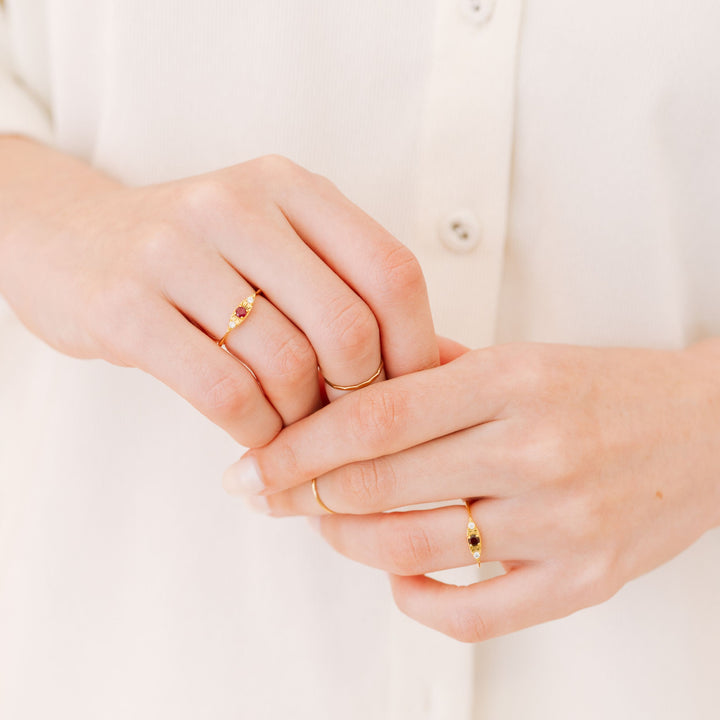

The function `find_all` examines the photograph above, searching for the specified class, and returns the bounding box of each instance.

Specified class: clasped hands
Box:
[4,141,719,643]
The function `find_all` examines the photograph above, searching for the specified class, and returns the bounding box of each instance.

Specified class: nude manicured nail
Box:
[222,455,264,496]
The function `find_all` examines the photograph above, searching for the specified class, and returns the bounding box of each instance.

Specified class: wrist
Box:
[0,135,121,235]
[0,136,123,284]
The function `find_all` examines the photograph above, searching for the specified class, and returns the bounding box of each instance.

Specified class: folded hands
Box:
[3,139,719,642]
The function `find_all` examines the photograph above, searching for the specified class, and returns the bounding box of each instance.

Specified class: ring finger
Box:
[160,239,322,427]
[305,499,537,576]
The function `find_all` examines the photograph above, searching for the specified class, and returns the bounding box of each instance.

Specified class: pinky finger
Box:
[389,565,557,643]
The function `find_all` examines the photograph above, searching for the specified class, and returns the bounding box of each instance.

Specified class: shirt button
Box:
[439,210,481,253]
[459,0,496,25]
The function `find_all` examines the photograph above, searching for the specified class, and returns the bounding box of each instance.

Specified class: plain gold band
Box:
[312,478,336,515]
[322,359,384,391]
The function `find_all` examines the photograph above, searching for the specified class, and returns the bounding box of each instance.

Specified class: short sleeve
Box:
[0,6,52,144]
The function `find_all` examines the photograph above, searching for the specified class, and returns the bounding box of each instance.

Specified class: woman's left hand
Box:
[222,338,720,642]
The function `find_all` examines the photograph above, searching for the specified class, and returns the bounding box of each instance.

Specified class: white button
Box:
[459,0,496,25]
[439,210,481,253]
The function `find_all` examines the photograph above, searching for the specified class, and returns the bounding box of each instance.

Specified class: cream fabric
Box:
[1,1,719,718]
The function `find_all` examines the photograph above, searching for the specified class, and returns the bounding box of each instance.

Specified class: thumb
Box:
[437,334,471,365]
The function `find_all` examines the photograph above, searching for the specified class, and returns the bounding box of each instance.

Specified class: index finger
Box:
[222,348,506,496]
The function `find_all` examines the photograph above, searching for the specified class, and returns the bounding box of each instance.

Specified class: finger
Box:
[298,501,534,576]
[261,423,514,516]
[277,163,440,378]
[156,236,322,426]
[210,157,437,380]
[437,335,471,365]
[123,295,282,447]
[224,349,506,495]
[209,205,385,401]
[389,565,557,643]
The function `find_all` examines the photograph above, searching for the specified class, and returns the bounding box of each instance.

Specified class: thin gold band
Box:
[312,478,336,515]
[217,289,262,349]
[464,499,483,568]
[322,359,384,391]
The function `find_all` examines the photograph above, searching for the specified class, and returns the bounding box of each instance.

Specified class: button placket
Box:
[414,0,524,349]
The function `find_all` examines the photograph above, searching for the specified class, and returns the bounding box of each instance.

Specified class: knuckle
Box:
[348,389,404,447]
[199,371,252,421]
[515,425,577,485]
[171,178,237,221]
[307,170,340,195]
[384,521,435,575]
[448,603,491,643]
[263,331,317,382]
[543,429,579,483]
[253,153,304,182]
[568,554,621,609]
[322,296,379,357]
[341,459,392,510]
[493,343,552,397]
[133,221,186,275]
[376,243,426,298]
[519,344,559,393]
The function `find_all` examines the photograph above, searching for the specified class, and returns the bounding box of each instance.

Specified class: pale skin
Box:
[3,137,720,644]
[223,337,720,642]
[0,136,439,447]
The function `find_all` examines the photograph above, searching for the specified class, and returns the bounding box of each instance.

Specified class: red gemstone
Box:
[235,306,248,318]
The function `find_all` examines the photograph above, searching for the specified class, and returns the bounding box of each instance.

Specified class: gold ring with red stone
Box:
[464,499,483,568]
[217,289,262,349]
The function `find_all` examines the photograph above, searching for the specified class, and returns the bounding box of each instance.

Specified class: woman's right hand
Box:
[0,137,439,446]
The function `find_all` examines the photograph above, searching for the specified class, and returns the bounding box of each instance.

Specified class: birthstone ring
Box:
[216,289,262,349]
[464,499,483,568]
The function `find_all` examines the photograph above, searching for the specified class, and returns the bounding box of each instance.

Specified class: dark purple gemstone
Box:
[235,306,248,318]
[469,536,480,546]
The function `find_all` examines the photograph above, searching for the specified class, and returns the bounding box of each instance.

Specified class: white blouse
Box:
[1,1,719,718]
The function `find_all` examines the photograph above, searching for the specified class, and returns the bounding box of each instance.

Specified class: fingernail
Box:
[244,494,270,514]
[222,455,264,496]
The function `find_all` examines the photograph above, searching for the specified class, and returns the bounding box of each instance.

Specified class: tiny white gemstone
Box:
[229,320,237,328]
[246,296,254,304]
[473,551,480,559]
[468,522,475,529]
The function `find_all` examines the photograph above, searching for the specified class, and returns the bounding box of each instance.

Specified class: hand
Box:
[0,137,438,446]
[223,338,720,641]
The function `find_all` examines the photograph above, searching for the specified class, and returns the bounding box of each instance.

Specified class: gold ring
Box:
[464,499,483,567]
[217,289,262,349]
[322,359,384,391]
[312,478,336,515]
